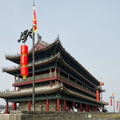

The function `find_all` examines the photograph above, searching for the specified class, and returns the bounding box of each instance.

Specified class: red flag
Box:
[32,4,37,32]
[112,93,114,96]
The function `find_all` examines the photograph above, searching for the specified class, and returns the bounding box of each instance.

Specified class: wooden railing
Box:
[15,72,95,95]
[15,73,51,83]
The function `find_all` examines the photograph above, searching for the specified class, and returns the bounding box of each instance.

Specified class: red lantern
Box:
[20,45,28,79]
[20,55,28,65]
[110,99,112,106]
[20,45,28,55]
[20,66,28,79]
[96,90,99,102]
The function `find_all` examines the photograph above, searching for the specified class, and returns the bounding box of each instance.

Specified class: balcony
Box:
[15,73,50,83]
[14,72,95,95]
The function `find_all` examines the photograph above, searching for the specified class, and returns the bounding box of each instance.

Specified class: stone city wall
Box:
[7,111,120,120]
[19,99,57,112]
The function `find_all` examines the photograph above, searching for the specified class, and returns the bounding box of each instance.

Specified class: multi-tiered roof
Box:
[1,35,108,107]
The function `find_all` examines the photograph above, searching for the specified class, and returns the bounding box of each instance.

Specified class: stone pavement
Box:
[0,114,9,120]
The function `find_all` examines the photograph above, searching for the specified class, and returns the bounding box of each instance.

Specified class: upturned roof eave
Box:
[0,83,63,99]
[63,87,108,105]
[58,56,97,87]
[5,40,58,61]
[3,53,97,88]
[5,39,100,85]
[3,49,99,87]
[2,53,60,75]
[0,83,108,105]
[57,42,100,85]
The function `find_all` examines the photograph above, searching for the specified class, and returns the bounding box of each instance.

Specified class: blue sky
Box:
[0,0,120,112]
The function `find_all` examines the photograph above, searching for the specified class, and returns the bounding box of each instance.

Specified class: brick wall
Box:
[9,111,120,120]
[18,99,57,111]
[49,99,56,111]
[35,100,45,111]
[19,102,28,111]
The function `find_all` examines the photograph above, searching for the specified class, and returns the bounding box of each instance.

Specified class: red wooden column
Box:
[55,67,57,77]
[88,105,90,112]
[90,105,91,112]
[72,102,75,107]
[57,98,60,111]
[63,100,67,111]
[91,105,93,112]
[87,104,89,112]
[85,104,88,112]
[4,102,9,114]
[28,100,31,111]
[80,103,82,112]
[93,105,95,112]
[94,106,96,112]
[46,99,49,111]
[12,102,16,110]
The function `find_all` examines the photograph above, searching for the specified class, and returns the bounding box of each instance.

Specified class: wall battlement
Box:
[1,111,119,120]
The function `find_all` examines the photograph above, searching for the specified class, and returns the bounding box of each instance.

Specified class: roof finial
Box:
[55,34,60,41]
[37,34,42,42]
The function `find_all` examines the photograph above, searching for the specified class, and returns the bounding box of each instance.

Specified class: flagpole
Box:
[32,0,36,111]
[32,31,35,111]
[33,0,35,6]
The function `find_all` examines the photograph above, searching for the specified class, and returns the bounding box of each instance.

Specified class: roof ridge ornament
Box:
[37,34,49,47]
[37,34,42,42]
[55,35,60,41]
